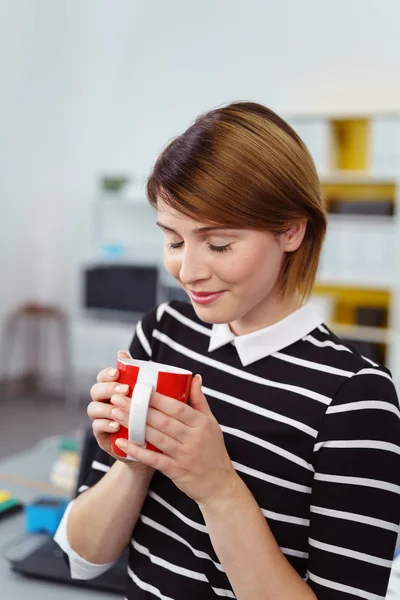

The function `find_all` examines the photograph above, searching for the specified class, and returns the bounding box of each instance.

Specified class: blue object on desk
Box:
[25,496,69,535]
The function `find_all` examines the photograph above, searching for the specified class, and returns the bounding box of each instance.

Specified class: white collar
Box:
[208,303,324,367]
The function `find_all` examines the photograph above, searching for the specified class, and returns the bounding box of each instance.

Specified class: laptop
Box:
[9,428,128,594]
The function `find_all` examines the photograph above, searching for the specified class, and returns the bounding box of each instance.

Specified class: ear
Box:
[281,220,307,252]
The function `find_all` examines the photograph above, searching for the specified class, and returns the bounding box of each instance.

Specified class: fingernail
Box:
[109,422,120,430]
[116,438,128,449]
[197,374,203,386]
[112,408,125,421]
[108,368,117,377]
[115,384,129,393]
[111,394,127,407]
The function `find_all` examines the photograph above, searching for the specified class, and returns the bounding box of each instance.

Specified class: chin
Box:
[190,302,238,325]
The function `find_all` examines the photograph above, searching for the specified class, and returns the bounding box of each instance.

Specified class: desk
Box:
[0,436,117,599]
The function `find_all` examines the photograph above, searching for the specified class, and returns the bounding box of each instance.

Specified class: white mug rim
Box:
[118,358,192,376]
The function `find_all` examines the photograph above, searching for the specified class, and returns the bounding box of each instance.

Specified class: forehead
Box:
[156,199,216,229]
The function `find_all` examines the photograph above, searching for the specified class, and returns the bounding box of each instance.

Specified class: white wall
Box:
[2,0,400,380]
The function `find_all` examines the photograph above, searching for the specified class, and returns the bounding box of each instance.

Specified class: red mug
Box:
[110,358,193,458]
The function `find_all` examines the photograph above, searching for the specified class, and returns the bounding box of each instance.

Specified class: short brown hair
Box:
[147,101,327,302]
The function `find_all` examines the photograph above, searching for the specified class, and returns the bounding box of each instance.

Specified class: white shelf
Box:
[286,110,400,121]
[316,278,394,292]
[330,323,390,345]
[320,171,399,185]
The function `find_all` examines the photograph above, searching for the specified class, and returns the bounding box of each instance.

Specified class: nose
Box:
[179,247,211,286]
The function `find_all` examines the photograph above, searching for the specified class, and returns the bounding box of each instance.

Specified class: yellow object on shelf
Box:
[320,181,396,202]
[331,119,369,170]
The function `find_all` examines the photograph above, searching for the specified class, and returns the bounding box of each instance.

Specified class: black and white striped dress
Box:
[77,300,400,599]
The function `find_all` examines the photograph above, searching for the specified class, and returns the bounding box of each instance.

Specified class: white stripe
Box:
[204,386,318,437]
[136,320,152,357]
[156,302,168,322]
[314,472,400,495]
[307,571,385,600]
[221,424,314,471]
[153,330,331,405]
[355,367,393,382]
[318,325,330,334]
[326,400,400,419]
[232,461,312,493]
[314,439,400,456]
[78,484,89,493]
[261,507,309,526]
[303,334,352,353]
[308,537,392,569]
[273,351,354,377]
[310,505,399,533]
[362,355,379,367]
[128,566,175,600]
[280,547,309,560]
[140,514,224,571]
[148,491,208,533]
[132,540,235,597]
[91,460,110,473]
[164,304,212,336]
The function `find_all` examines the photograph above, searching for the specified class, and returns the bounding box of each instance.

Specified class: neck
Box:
[229,292,302,337]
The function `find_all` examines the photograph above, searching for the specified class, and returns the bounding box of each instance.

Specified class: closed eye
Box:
[167,241,231,253]
[168,241,184,250]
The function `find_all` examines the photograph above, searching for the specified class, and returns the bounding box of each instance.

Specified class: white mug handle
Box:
[128,382,154,446]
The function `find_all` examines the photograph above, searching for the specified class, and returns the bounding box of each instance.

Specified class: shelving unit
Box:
[287,112,400,388]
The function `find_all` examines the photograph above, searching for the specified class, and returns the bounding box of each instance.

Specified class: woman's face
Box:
[157,202,305,334]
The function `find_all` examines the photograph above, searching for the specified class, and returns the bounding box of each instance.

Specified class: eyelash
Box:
[167,242,231,253]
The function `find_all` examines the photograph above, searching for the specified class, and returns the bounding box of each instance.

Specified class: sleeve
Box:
[54,305,163,579]
[53,445,115,579]
[307,367,400,599]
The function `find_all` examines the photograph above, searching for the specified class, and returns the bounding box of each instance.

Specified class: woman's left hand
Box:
[110,375,240,505]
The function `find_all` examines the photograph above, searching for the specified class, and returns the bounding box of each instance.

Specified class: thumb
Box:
[189,374,213,417]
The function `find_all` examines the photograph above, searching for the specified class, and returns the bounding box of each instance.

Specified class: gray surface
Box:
[0,437,118,599]
[0,392,88,459]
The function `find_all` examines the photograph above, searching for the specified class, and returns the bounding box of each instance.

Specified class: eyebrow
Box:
[156,221,234,234]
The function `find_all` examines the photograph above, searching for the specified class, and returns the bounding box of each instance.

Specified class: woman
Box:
[55,102,400,599]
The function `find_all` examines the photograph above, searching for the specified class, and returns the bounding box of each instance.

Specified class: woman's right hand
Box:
[87,351,153,474]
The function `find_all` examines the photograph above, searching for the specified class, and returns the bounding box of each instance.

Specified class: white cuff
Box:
[54,499,117,580]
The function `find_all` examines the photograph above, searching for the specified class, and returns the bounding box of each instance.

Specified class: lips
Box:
[189,290,225,305]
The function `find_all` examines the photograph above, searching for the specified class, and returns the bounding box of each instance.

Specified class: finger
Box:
[92,418,121,436]
[87,400,115,421]
[149,392,199,426]
[146,407,186,443]
[110,406,129,429]
[189,375,214,418]
[110,394,130,408]
[96,367,120,383]
[115,438,171,472]
[90,382,129,403]
[96,350,131,384]
[144,424,182,457]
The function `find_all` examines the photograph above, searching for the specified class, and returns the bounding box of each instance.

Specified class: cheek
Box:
[227,246,283,286]
[163,251,181,279]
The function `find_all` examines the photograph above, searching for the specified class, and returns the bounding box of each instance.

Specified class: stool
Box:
[0,302,77,406]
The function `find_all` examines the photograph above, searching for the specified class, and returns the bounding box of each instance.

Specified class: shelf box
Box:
[313,285,390,326]
[287,113,400,176]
